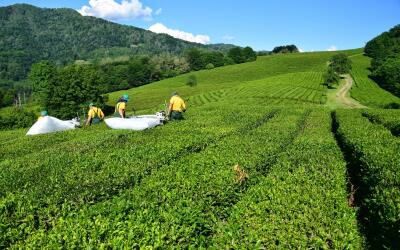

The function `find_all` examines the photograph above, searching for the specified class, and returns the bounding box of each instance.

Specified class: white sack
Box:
[26,116,80,135]
[105,115,162,131]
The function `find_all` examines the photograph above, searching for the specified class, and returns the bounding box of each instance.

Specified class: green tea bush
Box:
[0,108,36,130]
[213,110,364,248]
[335,110,400,248]
[14,108,307,248]
[362,109,400,136]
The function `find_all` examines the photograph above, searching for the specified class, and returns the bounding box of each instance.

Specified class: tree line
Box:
[365,24,400,97]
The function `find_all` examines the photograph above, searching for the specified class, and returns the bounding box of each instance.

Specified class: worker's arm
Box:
[168,103,173,117]
[119,109,125,118]
[100,109,105,119]
[86,116,91,126]
[86,110,92,126]
[182,101,187,112]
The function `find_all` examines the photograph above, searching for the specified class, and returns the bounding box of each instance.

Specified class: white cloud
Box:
[78,0,152,20]
[298,48,304,53]
[327,45,337,51]
[222,35,235,41]
[148,23,210,44]
[155,8,162,15]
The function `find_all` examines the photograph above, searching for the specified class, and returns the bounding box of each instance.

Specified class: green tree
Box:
[372,56,400,96]
[223,56,235,66]
[28,61,57,106]
[228,47,245,64]
[365,25,400,97]
[201,51,225,67]
[185,48,204,71]
[330,53,352,74]
[242,46,257,62]
[272,45,299,54]
[47,65,105,119]
[205,63,215,70]
[323,66,340,88]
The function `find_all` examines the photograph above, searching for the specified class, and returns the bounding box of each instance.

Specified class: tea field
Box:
[1,49,400,249]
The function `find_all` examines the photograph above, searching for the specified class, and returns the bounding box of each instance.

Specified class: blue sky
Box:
[1,0,400,51]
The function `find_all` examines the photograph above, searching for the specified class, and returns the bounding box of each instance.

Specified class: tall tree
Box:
[242,47,257,62]
[46,65,105,119]
[185,48,204,71]
[330,53,352,74]
[228,47,245,64]
[28,61,57,106]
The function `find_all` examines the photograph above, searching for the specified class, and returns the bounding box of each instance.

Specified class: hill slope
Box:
[1,49,400,248]
[0,4,234,81]
[107,49,363,111]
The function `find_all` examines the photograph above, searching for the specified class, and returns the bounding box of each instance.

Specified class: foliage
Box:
[363,109,400,136]
[28,62,106,119]
[335,110,400,248]
[227,47,244,64]
[28,61,57,106]
[227,46,257,64]
[0,79,32,108]
[330,53,352,74]
[205,63,215,70]
[365,25,400,97]
[184,48,204,71]
[0,4,234,82]
[213,111,363,248]
[0,108,36,129]
[186,75,198,87]
[272,44,299,54]
[185,48,233,71]
[323,66,340,88]
[371,56,400,96]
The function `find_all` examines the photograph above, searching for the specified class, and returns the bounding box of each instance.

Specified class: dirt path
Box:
[325,74,367,109]
[336,74,367,108]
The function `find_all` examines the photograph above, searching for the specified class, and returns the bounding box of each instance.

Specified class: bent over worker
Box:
[168,92,186,120]
[86,103,104,126]
[114,94,129,118]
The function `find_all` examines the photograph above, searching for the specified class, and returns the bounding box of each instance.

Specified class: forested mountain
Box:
[0,4,235,81]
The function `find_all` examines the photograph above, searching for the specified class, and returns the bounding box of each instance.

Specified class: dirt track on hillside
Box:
[336,75,367,108]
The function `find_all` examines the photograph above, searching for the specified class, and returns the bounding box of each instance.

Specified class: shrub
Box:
[0,108,36,130]
[205,63,215,70]
[186,75,198,87]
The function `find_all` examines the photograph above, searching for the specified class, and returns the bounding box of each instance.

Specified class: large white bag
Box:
[26,116,80,135]
[105,115,162,131]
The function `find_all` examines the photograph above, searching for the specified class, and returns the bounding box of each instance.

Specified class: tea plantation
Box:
[1,49,399,249]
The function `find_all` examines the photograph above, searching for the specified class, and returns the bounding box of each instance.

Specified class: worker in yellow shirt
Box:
[38,110,48,121]
[86,103,105,126]
[168,92,186,120]
[114,94,129,118]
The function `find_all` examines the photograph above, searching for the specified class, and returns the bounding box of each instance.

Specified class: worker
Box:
[86,103,104,126]
[114,94,129,118]
[168,92,186,120]
[38,110,48,121]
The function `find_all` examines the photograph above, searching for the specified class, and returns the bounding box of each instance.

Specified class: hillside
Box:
[1,49,400,248]
[0,4,235,81]
[107,49,362,111]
